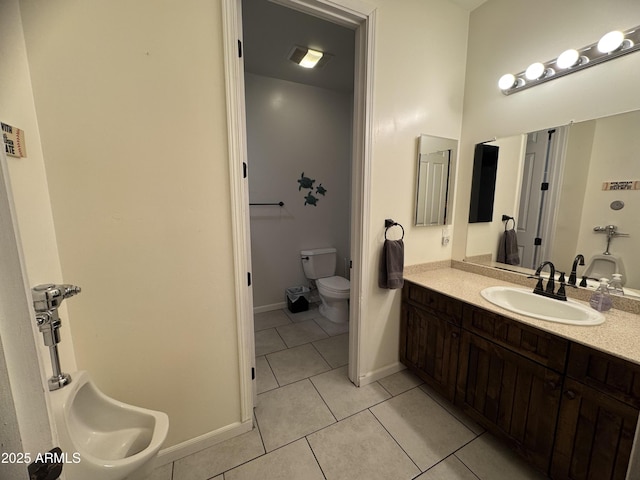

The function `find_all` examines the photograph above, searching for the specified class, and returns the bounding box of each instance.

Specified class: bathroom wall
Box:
[455,0,640,263]
[358,0,469,379]
[245,73,352,310]
[19,0,241,448]
[573,110,640,287]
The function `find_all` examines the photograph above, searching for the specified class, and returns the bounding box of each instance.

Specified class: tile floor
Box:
[147,305,549,480]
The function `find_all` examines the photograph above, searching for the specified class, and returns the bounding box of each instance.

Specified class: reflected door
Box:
[415,150,451,226]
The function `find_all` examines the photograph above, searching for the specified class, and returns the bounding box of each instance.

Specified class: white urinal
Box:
[583,254,626,285]
[50,371,169,480]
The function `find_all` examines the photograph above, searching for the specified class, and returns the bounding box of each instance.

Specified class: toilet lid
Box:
[317,276,350,292]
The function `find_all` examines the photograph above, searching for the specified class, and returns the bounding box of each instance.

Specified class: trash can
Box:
[286,286,310,313]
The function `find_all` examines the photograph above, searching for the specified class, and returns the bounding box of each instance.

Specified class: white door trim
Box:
[222,0,375,418]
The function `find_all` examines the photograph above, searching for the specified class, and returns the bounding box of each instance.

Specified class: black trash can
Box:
[286,286,310,313]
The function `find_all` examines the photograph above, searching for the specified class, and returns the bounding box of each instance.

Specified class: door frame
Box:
[222,0,376,422]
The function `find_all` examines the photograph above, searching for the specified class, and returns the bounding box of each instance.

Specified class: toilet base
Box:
[319,299,349,323]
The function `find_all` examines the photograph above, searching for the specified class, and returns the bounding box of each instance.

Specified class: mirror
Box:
[415,134,457,226]
[465,109,640,297]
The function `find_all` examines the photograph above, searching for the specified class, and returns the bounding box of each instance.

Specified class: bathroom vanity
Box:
[400,268,640,480]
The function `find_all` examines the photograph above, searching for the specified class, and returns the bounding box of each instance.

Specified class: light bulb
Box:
[557,49,580,69]
[525,62,545,80]
[598,30,624,53]
[299,49,324,68]
[498,73,516,90]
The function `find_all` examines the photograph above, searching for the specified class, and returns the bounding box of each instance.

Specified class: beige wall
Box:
[455,0,640,261]
[13,0,470,448]
[19,0,240,448]
[359,0,469,378]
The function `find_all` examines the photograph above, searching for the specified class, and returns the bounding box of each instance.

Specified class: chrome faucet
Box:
[31,284,81,390]
[532,261,567,301]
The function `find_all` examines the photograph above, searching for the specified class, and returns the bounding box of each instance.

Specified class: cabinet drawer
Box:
[403,282,462,325]
[462,304,568,372]
[567,343,640,408]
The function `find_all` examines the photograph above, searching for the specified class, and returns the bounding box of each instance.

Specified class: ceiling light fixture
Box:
[288,46,332,69]
[498,24,640,95]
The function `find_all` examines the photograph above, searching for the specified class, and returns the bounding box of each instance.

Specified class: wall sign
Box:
[1,122,27,158]
[602,180,639,191]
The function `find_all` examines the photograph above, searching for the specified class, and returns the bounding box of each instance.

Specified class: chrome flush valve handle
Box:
[30,283,81,391]
[32,284,81,312]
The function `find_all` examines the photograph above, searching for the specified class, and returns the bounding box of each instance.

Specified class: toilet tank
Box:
[301,248,336,279]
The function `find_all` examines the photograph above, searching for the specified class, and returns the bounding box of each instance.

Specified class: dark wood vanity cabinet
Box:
[400,281,640,480]
[456,306,566,473]
[400,284,461,401]
[550,344,640,480]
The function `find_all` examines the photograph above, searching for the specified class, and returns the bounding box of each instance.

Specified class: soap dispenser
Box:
[589,278,613,312]
[608,274,625,296]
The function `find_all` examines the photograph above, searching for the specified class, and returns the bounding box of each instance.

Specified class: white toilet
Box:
[50,371,169,480]
[584,254,626,285]
[301,247,350,323]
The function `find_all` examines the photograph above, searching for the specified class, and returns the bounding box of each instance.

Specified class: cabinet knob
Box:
[546,380,557,390]
[565,390,576,400]
[451,332,459,339]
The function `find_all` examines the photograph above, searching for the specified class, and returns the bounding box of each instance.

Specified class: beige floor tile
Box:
[254,309,292,331]
[313,333,349,368]
[276,319,328,347]
[416,456,479,480]
[255,379,335,452]
[144,462,173,480]
[172,427,264,480]
[225,439,324,480]
[419,383,485,435]
[307,410,420,480]
[378,368,423,396]
[266,343,331,385]
[310,366,390,420]
[255,328,286,357]
[314,315,350,336]
[370,388,477,471]
[256,355,278,393]
[455,434,548,480]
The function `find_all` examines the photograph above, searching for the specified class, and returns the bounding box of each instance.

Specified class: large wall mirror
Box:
[465,109,640,298]
[415,134,457,227]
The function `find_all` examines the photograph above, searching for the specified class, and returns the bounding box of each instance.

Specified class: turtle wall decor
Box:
[297,172,328,206]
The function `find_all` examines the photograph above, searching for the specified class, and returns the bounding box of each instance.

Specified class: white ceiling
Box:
[242,0,487,92]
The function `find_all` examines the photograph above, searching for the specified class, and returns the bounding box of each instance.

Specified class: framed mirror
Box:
[465,109,640,297]
[415,134,457,227]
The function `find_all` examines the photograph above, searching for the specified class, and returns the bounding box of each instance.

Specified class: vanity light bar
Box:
[499,24,640,95]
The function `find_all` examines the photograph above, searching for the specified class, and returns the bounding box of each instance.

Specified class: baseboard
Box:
[253,302,287,314]
[155,419,253,465]
[357,362,406,387]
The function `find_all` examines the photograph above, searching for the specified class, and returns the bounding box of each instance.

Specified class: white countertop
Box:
[404,267,640,366]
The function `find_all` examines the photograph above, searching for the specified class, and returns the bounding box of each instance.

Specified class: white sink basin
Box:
[481,286,605,326]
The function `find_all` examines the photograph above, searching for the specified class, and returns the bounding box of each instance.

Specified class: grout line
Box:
[305,436,328,479]
[367,406,422,473]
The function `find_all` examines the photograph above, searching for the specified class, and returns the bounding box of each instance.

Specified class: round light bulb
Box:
[525,62,545,80]
[498,73,516,90]
[557,49,580,69]
[598,30,624,53]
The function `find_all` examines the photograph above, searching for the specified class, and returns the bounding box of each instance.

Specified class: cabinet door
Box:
[456,331,562,473]
[400,303,460,401]
[551,378,639,480]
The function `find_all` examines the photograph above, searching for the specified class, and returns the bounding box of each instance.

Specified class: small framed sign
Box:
[1,122,27,158]
[602,180,639,191]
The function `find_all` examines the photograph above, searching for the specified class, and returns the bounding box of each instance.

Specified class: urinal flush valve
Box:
[31,284,81,391]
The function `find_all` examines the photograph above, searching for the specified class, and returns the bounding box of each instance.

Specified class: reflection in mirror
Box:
[465,109,640,298]
[415,135,457,226]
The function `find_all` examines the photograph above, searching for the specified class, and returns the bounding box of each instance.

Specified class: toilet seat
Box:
[317,276,350,296]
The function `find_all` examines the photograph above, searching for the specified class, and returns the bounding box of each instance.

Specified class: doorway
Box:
[221,0,375,421]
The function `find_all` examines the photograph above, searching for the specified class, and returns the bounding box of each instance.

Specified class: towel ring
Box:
[502,215,515,231]
[384,219,405,240]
